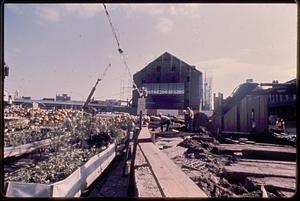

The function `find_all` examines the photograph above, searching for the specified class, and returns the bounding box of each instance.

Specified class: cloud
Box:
[155,18,173,34]
[34,4,104,23]
[61,4,103,18]
[124,4,201,18]
[35,5,61,22]
[169,4,201,18]
[125,4,165,16]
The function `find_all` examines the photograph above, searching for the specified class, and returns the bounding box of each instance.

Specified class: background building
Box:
[211,79,296,135]
[267,79,296,127]
[132,52,203,115]
[56,94,71,101]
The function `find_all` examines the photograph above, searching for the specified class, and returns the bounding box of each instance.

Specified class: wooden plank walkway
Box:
[137,127,207,198]
[223,161,296,182]
[214,143,296,161]
[215,143,296,154]
[245,177,296,192]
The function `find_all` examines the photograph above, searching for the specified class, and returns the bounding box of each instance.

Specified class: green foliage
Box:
[4,109,135,184]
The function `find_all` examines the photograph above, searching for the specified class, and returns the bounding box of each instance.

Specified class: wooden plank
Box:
[237,160,295,170]
[245,177,296,192]
[223,163,296,183]
[138,128,207,197]
[251,142,286,147]
[140,143,207,197]
[158,131,197,138]
[242,148,296,161]
[134,146,162,197]
[221,131,251,135]
[277,190,296,197]
[216,143,295,152]
[214,143,296,160]
[238,159,296,166]
[138,127,151,141]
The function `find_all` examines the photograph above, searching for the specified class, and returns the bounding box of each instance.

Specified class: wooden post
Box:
[127,128,140,197]
[260,185,268,198]
[151,132,156,144]
[123,131,131,176]
[139,110,142,130]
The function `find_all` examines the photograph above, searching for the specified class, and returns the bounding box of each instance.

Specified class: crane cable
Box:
[102,3,142,97]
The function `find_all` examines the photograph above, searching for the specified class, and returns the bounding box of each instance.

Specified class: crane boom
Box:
[83,64,111,112]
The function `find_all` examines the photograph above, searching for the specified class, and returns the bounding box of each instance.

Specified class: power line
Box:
[102,4,122,53]
[102,3,142,97]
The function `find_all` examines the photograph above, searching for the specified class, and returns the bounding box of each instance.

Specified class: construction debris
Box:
[154,129,296,198]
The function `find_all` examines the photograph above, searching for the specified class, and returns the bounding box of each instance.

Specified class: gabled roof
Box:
[155,51,194,67]
[135,51,201,75]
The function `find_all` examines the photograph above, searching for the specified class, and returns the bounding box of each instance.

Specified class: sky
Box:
[3,3,297,101]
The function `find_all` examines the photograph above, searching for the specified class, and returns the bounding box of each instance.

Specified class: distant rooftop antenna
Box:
[203,71,213,110]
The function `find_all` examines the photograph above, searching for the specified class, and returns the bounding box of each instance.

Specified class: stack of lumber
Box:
[214,143,296,161]
[220,142,296,197]
[223,159,296,181]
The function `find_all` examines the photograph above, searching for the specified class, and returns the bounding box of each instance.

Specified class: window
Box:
[157,66,161,72]
[171,65,176,71]
[186,76,190,82]
[156,76,160,82]
[142,79,145,83]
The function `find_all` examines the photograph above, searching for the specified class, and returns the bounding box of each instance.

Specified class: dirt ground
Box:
[85,155,129,197]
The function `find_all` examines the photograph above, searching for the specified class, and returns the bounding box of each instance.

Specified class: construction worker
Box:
[187,107,194,132]
[251,109,256,133]
[276,118,285,133]
[183,110,189,129]
[158,113,171,132]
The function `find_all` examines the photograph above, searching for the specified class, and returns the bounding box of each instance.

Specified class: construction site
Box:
[2,3,297,199]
